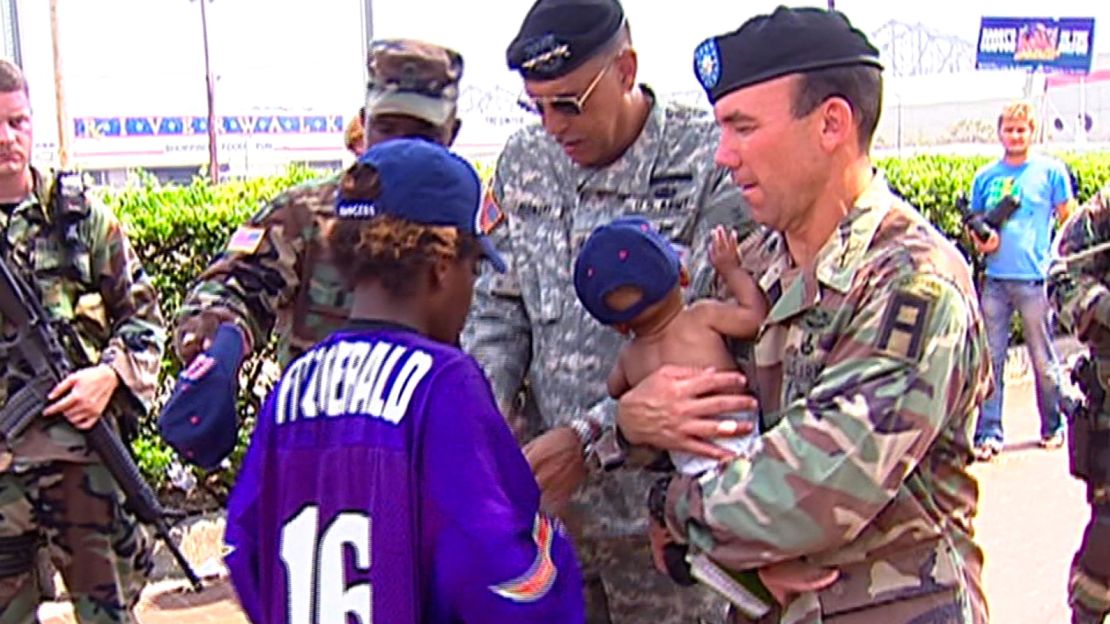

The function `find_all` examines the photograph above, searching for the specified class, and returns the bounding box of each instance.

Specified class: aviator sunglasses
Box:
[517,62,611,117]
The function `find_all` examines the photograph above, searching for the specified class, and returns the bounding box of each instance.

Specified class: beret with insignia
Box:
[694,6,882,104]
[506,0,625,81]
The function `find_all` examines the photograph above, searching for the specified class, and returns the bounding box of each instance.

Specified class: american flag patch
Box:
[477,184,505,235]
[226,226,265,254]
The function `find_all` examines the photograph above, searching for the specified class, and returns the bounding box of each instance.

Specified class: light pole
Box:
[49,0,69,169]
[361,0,374,80]
[193,0,219,184]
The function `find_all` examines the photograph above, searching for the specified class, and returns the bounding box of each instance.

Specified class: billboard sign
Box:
[976,17,1095,73]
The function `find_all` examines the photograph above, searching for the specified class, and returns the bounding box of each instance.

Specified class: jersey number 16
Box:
[280,505,372,623]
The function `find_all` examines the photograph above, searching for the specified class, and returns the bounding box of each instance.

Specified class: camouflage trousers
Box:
[0,461,151,623]
[576,534,729,624]
[1070,506,1110,624]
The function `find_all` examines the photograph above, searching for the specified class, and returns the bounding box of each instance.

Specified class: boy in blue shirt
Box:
[968,100,1073,460]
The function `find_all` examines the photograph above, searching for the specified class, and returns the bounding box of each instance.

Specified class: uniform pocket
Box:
[304,262,351,320]
[816,540,966,621]
[33,251,91,320]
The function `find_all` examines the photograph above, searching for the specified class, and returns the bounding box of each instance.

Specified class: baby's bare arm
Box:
[720,264,768,319]
[607,352,632,399]
[690,299,765,340]
[709,225,769,319]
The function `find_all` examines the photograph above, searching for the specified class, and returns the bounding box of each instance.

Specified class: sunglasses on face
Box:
[517,63,610,117]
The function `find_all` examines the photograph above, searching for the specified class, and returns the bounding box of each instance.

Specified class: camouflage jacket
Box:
[1049,185,1110,429]
[664,175,992,623]
[462,91,752,541]
[173,175,342,367]
[2,168,165,465]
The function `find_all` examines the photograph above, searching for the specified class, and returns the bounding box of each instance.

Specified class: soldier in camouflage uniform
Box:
[1049,185,1110,624]
[461,1,750,622]
[172,39,464,372]
[619,9,993,623]
[0,60,165,623]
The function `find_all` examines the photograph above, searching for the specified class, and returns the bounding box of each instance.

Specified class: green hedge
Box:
[878,152,1109,242]
[102,153,1110,503]
[102,166,322,504]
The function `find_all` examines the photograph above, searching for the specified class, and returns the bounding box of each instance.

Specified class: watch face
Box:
[591,429,626,471]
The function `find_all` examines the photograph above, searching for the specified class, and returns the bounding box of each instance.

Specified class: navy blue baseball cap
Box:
[159,323,245,470]
[336,138,507,272]
[573,217,681,325]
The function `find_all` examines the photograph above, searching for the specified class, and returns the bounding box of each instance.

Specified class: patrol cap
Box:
[159,323,244,470]
[693,6,882,104]
[573,217,681,326]
[336,138,507,273]
[506,0,625,80]
[366,39,463,126]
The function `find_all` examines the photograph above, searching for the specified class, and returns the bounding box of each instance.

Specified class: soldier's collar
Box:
[813,171,892,294]
[576,85,663,194]
[3,167,50,222]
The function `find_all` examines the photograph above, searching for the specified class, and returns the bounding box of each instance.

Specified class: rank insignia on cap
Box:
[489,514,559,603]
[694,39,721,90]
[520,34,572,73]
[478,184,505,235]
[225,226,265,255]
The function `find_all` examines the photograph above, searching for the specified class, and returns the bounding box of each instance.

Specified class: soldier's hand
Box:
[617,365,756,459]
[758,560,839,606]
[523,426,588,514]
[969,228,1000,255]
[44,364,120,430]
[175,309,243,364]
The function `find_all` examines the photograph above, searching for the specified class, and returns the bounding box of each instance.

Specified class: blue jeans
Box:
[975,277,1064,445]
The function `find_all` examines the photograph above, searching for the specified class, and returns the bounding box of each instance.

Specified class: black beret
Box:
[694,6,882,104]
[506,0,625,81]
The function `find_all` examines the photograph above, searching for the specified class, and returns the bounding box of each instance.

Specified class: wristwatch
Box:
[567,418,601,455]
[648,474,674,526]
[588,425,631,471]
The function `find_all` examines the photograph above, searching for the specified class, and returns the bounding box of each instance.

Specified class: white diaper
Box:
[670,410,761,476]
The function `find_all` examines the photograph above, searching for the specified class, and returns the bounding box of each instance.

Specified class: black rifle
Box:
[0,254,202,591]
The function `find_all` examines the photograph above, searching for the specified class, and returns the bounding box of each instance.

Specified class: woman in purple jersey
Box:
[224,138,585,623]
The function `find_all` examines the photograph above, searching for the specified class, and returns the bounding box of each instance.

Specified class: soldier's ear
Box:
[615,48,638,92]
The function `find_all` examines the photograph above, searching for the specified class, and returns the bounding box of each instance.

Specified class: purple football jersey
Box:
[225,323,584,623]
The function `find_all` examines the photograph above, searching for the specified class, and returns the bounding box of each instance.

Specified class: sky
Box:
[14,0,1110,157]
[25,0,1109,105]
[373,0,1109,94]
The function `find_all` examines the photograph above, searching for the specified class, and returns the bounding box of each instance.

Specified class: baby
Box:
[573,217,768,474]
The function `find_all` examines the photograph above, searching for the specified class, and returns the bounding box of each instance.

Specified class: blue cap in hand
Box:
[159,323,245,470]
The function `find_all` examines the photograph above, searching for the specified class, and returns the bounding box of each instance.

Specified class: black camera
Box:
[956,194,1021,243]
